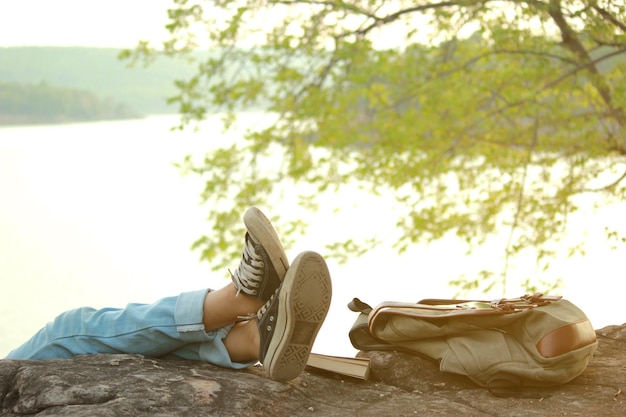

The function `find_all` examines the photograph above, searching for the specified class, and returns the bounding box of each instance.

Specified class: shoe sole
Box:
[264,251,332,381]
[244,207,289,280]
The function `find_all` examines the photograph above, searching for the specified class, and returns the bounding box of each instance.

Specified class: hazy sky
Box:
[0,0,416,50]
[0,0,174,48]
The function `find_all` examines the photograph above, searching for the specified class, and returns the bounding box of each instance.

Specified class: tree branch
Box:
[548,0,626,131]
[330,1,475,39]
[582,167,626,192]
[592,3,626,34]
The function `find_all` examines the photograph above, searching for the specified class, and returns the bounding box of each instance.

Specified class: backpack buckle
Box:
[491,300,518,312]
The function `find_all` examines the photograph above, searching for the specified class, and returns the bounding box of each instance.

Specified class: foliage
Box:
[127,0,626,295]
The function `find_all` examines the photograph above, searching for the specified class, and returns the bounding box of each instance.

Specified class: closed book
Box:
[306,352,370,380]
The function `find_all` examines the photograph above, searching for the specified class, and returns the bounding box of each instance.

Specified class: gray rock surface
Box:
[1,324,624,416]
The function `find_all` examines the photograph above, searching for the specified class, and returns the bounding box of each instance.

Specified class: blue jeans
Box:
[5,289,253,369]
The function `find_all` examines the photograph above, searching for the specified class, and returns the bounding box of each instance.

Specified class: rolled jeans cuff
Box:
[172,288,256,369]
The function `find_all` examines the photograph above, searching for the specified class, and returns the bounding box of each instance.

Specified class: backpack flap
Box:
[366,300,511,363]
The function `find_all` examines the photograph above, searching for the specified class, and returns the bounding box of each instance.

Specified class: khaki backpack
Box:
[348,294,597,391]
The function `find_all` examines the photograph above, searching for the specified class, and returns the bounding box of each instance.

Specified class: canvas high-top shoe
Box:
[230,207,290,303]
[257,251,332,381]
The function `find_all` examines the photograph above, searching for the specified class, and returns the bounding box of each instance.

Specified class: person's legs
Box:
[6,207,288,363]
[175,249,333,377]
[5,208,333,381]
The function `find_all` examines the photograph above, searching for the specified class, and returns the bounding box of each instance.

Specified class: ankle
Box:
[232,284,265,314]
[202,283,265,332]
[223,319,260,362]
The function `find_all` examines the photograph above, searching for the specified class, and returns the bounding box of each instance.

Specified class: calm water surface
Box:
[1,114,623,358]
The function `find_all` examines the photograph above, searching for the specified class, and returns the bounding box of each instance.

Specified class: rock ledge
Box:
[1,324,624,416]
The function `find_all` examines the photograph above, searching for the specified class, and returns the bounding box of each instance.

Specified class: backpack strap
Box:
[348,297,374,315]
[417,293,562,311]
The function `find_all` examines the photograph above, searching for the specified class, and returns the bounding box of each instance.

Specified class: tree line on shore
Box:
[0,80,139,125]
[0,46,203,125]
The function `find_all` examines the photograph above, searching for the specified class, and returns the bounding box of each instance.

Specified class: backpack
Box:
[348,293,597,392]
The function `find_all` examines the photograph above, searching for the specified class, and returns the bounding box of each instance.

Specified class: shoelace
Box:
[230,235,265,297]
[256,291,275,320]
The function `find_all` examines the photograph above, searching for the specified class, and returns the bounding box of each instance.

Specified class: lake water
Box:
[1,114,624,359]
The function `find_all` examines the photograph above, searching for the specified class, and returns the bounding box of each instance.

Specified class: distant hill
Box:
[0,80,140,125]
[0,47,199,117]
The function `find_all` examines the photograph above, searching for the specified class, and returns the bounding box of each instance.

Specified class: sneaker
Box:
[257,251,332,381]
[230,207,289,303]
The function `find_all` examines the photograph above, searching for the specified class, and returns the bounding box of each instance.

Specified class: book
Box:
[306,352,371,380]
